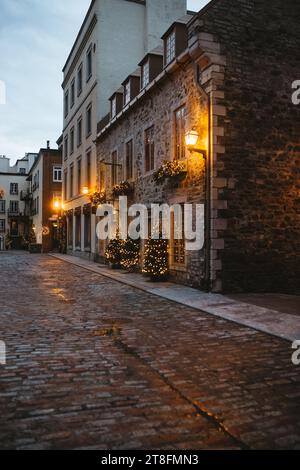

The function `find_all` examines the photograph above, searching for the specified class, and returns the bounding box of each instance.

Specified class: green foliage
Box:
[142,238,169,280]
[105,236,123,267]
[154,160,187,184]
[121,238,140,271]
[89,191,107,206]
[111,181,133,199]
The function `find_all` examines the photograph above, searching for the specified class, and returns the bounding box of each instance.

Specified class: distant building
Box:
[61,0,187,260]
[26,143,63,252]
[0,153,37,249]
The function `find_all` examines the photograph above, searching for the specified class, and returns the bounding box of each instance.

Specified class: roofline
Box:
[138,51,163,67]
[28,148,61,175]
[187,0,221,27]
[0,172,29,177]
[62,0,96,73]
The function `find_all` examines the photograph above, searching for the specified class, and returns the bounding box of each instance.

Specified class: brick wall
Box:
[190,0,300,293]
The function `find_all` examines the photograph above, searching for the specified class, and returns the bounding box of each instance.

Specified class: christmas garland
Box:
[154,160,187,184]
[111,181,134,199]
[89,191,107,206]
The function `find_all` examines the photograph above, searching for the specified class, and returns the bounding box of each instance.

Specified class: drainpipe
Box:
[194,63,211,292]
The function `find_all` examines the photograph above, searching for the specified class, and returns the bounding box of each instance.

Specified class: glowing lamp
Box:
[185,129,199,148]
[82,187,89,195]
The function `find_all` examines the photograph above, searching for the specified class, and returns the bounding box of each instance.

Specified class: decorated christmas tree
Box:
[121,238,140,271]
[142,238,169,281]
[105,235,123,268]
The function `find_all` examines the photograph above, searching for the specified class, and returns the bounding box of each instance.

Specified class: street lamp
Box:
[185,129,207,159]
[82,187,89,196]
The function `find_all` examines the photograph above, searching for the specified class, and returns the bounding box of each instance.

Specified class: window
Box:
[84,213,91,249]
[70,165,74,198]
[64,171,68,200]
[77,64,83,96]
[166,31,176,64]
[142,61,150,88]
[64,90,69,118]
[36,196,39,215]
[53,166,62,182]
[71,79,75,108]
[111,151,118,186]
[19,168,26,175]
[77,117,82,146]
[111,97,117,118]
[175,105,187,160]
[125,140,133,180]
[145,126,155,173]
[0,219,5,233]
[10,200,19,213]
[68,215,73,248]
[171,207,185,266]
[86,104,92,136]
[86,151,91,189]
[70,127,74,154]
[64,135,68,160]
[75,213,81,249]
[0,200,5,213]
[77,158,82,194]
[10,183,18,195]
[86,45,92,81]
[124,81,131,105]
[33,171,39,190]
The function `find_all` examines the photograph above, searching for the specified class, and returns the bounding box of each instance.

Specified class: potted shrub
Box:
[142,238,169,281]
[111,181,134,199]
[120,238,140,272]
[105,236,123,269]
[154,160,187,185]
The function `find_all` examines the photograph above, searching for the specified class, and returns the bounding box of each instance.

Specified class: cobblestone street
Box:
[0,252,299,450]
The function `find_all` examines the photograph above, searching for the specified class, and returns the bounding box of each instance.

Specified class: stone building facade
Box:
[96,0,300,294]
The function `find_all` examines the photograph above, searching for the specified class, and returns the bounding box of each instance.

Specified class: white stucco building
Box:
[0,153,37,249]
[62,0,187,259]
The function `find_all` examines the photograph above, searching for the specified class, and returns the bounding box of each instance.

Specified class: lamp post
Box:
[185,129,211,292]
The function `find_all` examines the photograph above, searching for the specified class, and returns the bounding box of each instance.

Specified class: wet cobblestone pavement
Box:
[0,253,299,449]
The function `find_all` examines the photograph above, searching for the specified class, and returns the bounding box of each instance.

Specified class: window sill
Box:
[170,264,187,273]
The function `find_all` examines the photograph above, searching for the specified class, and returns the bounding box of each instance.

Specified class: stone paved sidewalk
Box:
[0,253,300,450]
[51,254,300,342]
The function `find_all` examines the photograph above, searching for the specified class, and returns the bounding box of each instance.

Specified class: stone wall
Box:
[97,62,209,288]
[190,0,300,293]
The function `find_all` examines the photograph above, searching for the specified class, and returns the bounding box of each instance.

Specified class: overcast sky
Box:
[0,0,209,163]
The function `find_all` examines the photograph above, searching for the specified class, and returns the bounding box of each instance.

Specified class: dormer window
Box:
[110,91,123,119]
[142,61,150,89]
[122,74,141,105]
[139,53,163,91]
[166,31,176,64]
[125,81,131,105]
[162,22,188,67]
[111,97,117,118]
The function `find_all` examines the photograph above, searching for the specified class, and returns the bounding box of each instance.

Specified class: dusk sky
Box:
[0,0,209,164]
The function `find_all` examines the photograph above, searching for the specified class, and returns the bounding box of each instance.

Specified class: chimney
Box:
[47,140,50,149]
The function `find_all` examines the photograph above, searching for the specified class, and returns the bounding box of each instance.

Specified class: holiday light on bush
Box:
[154,160,187,184]
[105,234,123,268]
[121,238,140,271]
[142,238,169,281]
